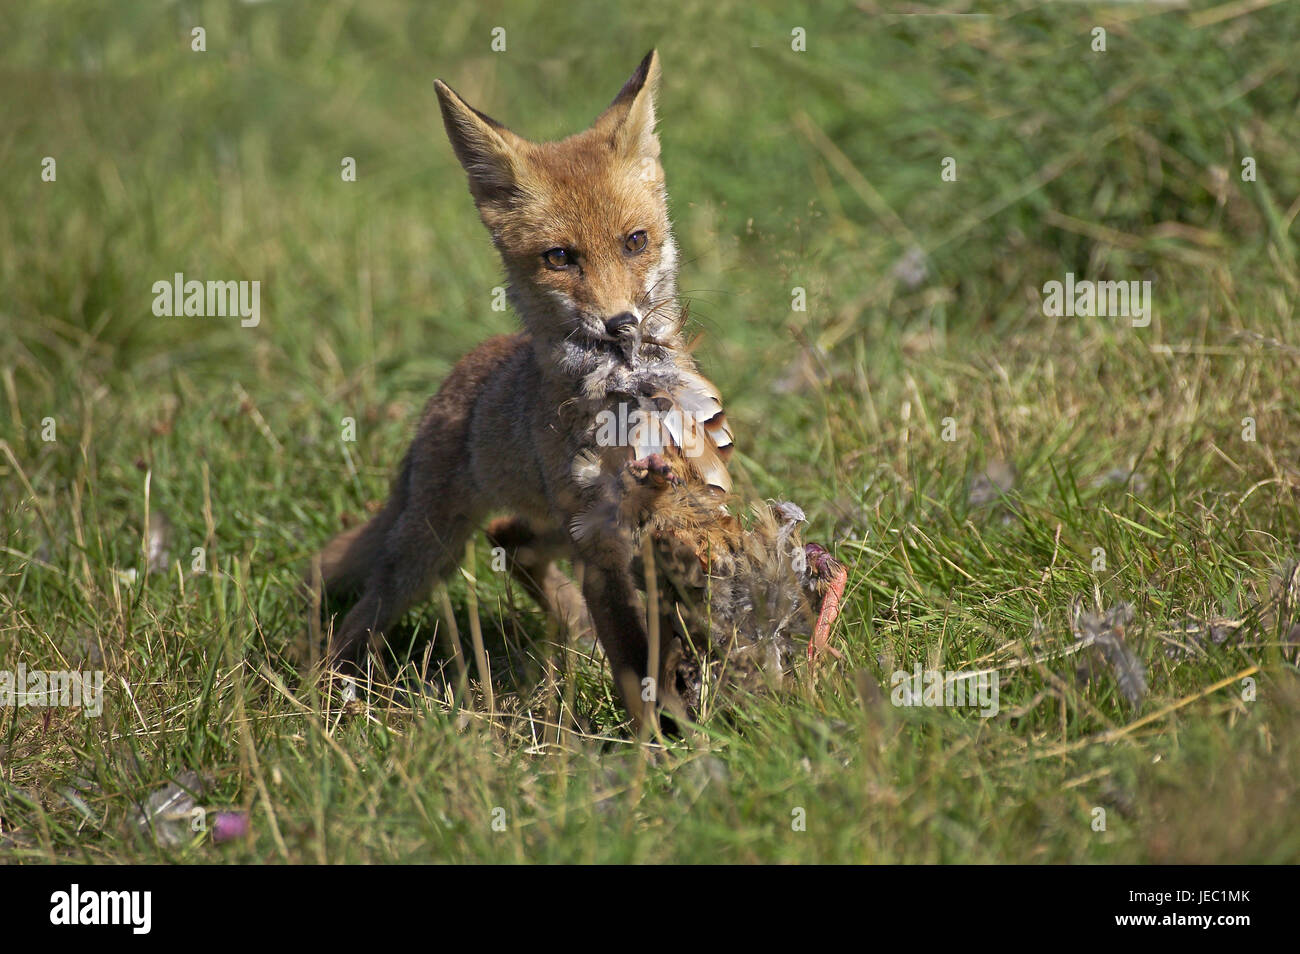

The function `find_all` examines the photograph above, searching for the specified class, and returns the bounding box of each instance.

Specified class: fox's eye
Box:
[624,230,648,254]
[542,248,571,269]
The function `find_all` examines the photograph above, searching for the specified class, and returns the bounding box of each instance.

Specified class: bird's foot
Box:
[805,544,847,665]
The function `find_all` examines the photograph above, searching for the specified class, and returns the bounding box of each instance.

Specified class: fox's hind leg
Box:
[317,332,527,672]
[486,516,593,642]
[327,504,477,670]
[324,429,482,670]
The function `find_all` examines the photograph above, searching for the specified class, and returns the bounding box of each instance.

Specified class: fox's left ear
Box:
[434,79,527,208]
[595,50,662,165]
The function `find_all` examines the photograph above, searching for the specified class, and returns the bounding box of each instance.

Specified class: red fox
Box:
[317,51,734,721]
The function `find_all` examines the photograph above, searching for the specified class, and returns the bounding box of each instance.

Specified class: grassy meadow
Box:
[2,0,1299,863]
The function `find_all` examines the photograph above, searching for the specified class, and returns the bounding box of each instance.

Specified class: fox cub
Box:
[317,51,734,720]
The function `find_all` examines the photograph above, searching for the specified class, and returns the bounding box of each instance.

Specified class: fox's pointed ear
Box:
[434,80,526,206]
[595,50,662,164]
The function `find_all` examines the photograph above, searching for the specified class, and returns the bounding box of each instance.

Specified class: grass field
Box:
[2,0,1299,863]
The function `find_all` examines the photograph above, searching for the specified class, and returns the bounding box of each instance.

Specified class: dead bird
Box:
[574,449,848,717]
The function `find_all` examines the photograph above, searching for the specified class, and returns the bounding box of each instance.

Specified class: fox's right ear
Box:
[434,80,525,206]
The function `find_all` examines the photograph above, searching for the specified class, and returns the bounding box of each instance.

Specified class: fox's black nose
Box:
[604,312,638,336]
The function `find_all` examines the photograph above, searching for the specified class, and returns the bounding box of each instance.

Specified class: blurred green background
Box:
[5,1,1296,442]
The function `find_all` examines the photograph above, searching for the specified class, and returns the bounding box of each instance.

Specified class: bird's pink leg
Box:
[807,550,847,664]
